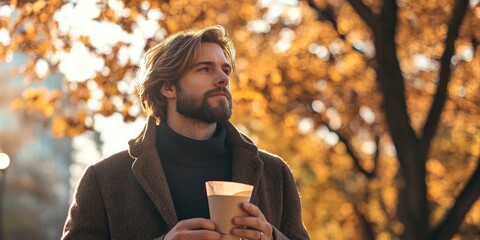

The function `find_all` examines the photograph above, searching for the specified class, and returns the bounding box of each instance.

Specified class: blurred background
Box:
[0,0,479,239]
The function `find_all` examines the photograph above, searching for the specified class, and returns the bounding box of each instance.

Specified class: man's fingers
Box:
[232,216,266,229]
[231,228,263,240]
[174,229,222,240]
[232,204,273,240]
[241,202,266,220]
[164,218,222,240]
[176,218,217,231]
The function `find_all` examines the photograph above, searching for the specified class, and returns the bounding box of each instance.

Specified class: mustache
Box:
[205,87,232,99]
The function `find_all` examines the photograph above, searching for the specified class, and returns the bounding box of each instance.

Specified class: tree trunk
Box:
[375,39,430,239]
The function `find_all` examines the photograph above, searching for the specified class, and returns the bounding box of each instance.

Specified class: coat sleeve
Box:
[62,166,110,240]
[273,162,310,240]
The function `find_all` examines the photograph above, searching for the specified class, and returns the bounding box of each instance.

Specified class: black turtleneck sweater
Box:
[156,122,232,220]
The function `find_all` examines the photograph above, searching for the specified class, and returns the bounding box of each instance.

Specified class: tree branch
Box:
[347,0,379,33]
[323,124,377,178]
[305,0,376,59]
[352,201,376,240]
[430,157,480,240]
[379,0,398,38]
[372,134,380,174]
[472,37,479,51]
[306,0,340,34]
[350,0,417,158]
[421,0,469,151]
[338,176,376,240]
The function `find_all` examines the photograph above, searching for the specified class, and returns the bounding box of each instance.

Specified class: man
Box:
[62,25,310,240]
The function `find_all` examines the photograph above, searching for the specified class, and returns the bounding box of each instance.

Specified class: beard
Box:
[176,86,233,123]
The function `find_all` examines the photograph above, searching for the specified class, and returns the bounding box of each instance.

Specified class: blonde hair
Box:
[137,25,235,121]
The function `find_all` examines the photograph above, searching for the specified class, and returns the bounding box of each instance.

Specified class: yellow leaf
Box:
[32,0,46,14]
[51,115,67,137]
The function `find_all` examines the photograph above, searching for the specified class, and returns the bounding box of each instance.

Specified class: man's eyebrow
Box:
[193,61,232,69]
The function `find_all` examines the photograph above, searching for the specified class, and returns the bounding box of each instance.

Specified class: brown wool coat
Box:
[62,117,310,240]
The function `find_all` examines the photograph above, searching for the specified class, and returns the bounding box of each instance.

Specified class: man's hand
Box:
[231,203,273,240]
[163,218,222,240]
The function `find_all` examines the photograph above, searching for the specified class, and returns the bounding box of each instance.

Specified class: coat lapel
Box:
[225,121,264,202]
[129,117,178,228]
[128,118,263,228]
[231,148,263,202]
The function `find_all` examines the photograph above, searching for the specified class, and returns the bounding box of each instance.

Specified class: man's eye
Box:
[223,68,231,75]
[199,67,209,72]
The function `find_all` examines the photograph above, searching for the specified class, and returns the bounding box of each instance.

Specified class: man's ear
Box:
[160,82,176,99]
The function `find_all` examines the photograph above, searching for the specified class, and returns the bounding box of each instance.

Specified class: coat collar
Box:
[221,120,264,201]
[128,116,177,228]
[128,116,263,228]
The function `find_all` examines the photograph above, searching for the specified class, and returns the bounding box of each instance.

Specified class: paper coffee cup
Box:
[205,181,254,239]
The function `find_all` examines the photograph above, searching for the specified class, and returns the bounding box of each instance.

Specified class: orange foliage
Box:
[1,0,480,238]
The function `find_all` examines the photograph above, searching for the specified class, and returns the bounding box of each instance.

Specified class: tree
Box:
[302,0,480,239]
[0,0,479,239]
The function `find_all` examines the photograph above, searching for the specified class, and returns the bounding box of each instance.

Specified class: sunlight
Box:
[53,0,162,81]
[359,106,376,124]
[247,20,271,33]
[316,126,340,146]
[54,1,101,36]
[34,59,49,79]
[0,5,12,18]
[0,28,10,46]
[298,118,314,134]
[57,42,104,82]
[274,28,295,53]
[0,152,10,170]
[309,43,330,60]
[93,113,145,156]
[361,141,376,154]
[413,54,439,72]
[311,100,326,113]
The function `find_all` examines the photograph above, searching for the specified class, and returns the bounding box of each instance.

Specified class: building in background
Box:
[0,51,145,240]
[0,53,72,240]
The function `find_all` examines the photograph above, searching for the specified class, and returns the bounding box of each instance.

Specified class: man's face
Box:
[175,42,233,123]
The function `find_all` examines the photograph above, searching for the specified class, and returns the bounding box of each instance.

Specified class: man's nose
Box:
[215,69,229,87]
